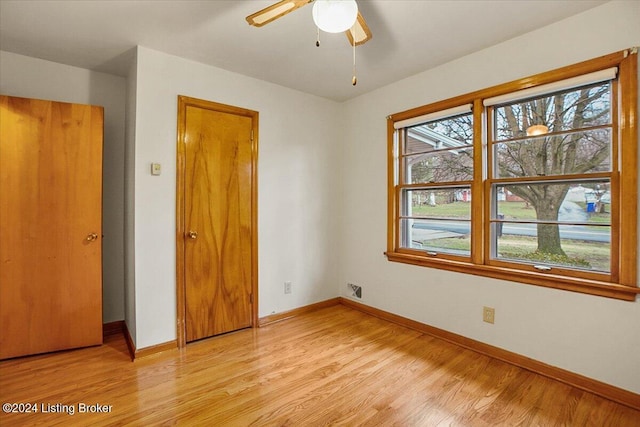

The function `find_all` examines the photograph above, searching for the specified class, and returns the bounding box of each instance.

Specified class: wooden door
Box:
[0,95,103,359]
[177,96,257,343]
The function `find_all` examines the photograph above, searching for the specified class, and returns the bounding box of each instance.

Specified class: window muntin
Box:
[387,50,638,300]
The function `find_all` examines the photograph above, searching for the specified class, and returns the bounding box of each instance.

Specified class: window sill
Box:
[385,251,639,301]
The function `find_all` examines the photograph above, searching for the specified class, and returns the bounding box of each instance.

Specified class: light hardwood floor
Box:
[1,305,638,426]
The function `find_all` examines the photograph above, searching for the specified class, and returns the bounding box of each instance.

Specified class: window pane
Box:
[405,148,473,183]
[492,180,611,273]
[494,181,610,223]
[494,128,611,178]
[493,82,610,141]
[494,224,610,272]
[404,188,471,219]
[404,113,473,154]
[400,218,470,256]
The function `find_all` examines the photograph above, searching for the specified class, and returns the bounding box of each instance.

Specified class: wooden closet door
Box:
[179,97,256,342]
[0,95,103,360]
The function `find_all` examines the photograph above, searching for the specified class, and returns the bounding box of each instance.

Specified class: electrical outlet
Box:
[284,281,292,294]
[483,306,495,324]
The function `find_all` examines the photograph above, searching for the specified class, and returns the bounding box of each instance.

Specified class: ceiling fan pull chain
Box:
[316,26,320,47]
[352,36,357,86]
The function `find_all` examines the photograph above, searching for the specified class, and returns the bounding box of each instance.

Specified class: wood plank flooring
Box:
[1,305,638,426]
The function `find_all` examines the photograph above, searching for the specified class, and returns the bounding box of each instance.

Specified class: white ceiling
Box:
[0,0,608,102]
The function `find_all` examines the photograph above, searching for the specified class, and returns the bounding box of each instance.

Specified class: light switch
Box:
[151,163,161,176]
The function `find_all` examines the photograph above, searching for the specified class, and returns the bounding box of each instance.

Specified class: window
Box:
[386,49,638,300]
[397,106,474,259]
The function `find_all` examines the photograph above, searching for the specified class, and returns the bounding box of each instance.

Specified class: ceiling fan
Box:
[246,0,372,47]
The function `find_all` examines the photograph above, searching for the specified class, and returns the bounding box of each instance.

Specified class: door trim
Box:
[176,95,259,348]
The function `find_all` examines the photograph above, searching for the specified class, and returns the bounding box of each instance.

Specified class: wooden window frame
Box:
[386,49,639,301]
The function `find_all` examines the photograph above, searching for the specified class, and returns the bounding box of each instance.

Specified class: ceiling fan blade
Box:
[246,0,312,27]
[346,12,372,46]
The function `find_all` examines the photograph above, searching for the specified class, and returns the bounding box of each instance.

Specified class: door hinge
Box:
[250,129,254,141]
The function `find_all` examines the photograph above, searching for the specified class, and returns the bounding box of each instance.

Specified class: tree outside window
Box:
[490,82,612,271]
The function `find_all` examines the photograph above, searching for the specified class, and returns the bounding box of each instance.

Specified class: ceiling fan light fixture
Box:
[312,0,358,33]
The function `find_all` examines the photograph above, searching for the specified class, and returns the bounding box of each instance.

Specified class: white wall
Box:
[340,0,640,393]
[131,46,342,348]
[0,51,126,324]
[124,50,138,343]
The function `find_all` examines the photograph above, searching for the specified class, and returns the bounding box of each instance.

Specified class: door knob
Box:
[86,233,98,242]
[187,231,198,240]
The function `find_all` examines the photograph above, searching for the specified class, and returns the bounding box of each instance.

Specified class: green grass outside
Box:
[415,234,610,272]
[411,202,471,218]
[411,201,610,225]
